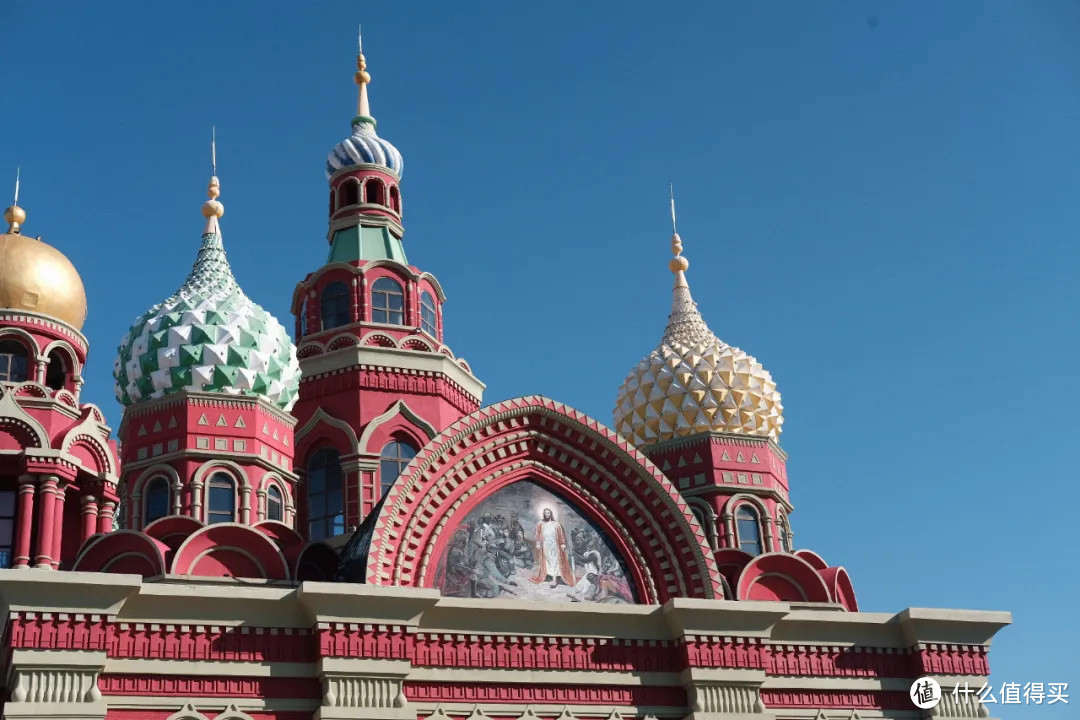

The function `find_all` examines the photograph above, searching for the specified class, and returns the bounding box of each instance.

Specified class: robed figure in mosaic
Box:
[531,508,574,588]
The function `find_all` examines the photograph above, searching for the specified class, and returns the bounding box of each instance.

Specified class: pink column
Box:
[97,501,116,534]
[81,494,99,543]
[50,480,67,569]
[33,476,58,568]
[12,475,36,569]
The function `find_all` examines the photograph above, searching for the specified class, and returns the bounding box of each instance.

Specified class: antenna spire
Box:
[201,135,224,235]
[669,183,677,234]
[668,186,689,290]
[211,127,217,177]
[354,25,373,123]
[4,168,26,234]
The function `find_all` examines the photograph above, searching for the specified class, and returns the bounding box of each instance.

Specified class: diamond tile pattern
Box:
[114,230,300,410]
[614,285,783,445]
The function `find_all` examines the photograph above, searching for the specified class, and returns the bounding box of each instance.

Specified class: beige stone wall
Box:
[0,571,1009,720]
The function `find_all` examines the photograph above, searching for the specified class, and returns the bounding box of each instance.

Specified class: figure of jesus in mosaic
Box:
[531,508,574,588]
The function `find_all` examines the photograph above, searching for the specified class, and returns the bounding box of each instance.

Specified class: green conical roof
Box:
[114,214,300,410]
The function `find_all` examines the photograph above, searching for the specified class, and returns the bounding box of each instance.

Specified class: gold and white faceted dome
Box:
[614,233,783,446]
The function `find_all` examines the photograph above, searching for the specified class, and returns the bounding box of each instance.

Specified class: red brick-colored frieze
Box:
[404,681,687,707]
[761,689,911,710]
[99,674,321,699]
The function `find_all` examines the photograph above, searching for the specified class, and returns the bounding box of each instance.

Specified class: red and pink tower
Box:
[289,42,484,542]
[0,191,120,571]
[614,206,857,607]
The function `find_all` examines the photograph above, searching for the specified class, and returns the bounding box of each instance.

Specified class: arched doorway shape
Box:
[362,396,723,602]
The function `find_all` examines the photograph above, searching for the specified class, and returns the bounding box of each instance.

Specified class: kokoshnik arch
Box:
[0,32,1008,720]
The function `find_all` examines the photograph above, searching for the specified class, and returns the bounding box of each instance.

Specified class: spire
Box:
[201,130,224,235]
[354,24,374,125]
[4,167,26,234]
[662,190,716,347]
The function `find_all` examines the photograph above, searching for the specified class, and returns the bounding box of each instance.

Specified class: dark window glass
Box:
[389,185,400,212]
[307,449,344,541]
[144,476,170,524]
[420,292,437,337]
[207,473,236,524]
[299,299,308,337]
[0,489,16,568]
[0,340,29,383]
[379,441,417,497]
[342,180,359,206]
[372,277,404,325]
[778,515,792,552]
[736,505,762,556]
[321,281,351,330]
[364,179,384,205]
[45,351,68,390]
[267,485,283,522]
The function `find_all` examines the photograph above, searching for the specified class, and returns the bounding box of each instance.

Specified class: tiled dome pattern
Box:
[326,120,403,180]
[114,230,300,411]
[614,284,783,445]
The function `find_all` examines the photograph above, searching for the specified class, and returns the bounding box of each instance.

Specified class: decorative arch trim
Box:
[358,400,437,454]
[0,386,50,448]
[170,523,290,580]
[735,552,832,603]
[41,339,82,372]
[295,407,359,461]
[364,395,723,601]
[0,327,42,359]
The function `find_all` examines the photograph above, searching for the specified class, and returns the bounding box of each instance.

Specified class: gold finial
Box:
[668,185,689,284]
[4,168,26,234]
[201,131,224,225]
[355,24,372,119]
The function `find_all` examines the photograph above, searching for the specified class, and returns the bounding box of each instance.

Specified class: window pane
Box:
[0,518,13,544]
[0,490,15,517]
[387,294,403,310]
[372,309,387,323]
[0,356,8,373]
[389,309,404,325]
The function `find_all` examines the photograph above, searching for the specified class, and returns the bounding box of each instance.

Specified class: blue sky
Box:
[3,1,1077,711]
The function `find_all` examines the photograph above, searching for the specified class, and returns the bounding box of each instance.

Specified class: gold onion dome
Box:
[0,198,88,331]
[614,224,783,446]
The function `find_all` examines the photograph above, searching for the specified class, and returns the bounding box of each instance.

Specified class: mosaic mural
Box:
[433,479,636,604]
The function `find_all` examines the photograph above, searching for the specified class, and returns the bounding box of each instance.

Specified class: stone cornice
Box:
[0,309,89,352]
[120,447,298,481]
[299,345,485,402]
[644,431,788,462]
[119,390,297,437]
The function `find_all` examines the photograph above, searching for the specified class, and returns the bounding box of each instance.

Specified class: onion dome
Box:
[0,174,88,329]
[114,172,300,410]
[325,39,403,179]
[614,203,783,446]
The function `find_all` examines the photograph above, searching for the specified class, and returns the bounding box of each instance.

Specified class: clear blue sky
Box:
[4,1,1077,710]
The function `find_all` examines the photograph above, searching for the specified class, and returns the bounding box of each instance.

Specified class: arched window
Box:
[341,179,359,207]
[0,488,16,568]
[420,291,437,337]
[45,349,69,390]
[267,485,284,522]
[321,281,351,330]
[388,185,400,213]
[736,505,762,556]
[364,178,384,205]
[307,448,344,541]
[207,473,236,524]
[144,476,170,525]
[379,440,417,496]
[329,188,336,214]
[777,513,792,552]
[371,277,404,325]
[0,340,30,383]
[299,298,308,337]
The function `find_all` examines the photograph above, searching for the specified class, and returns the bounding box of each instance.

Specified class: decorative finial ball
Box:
[4,205,26,226]
[207,176,221,200]
[201,200,224,219]
[671,232,683,255]
[669,256,689,273]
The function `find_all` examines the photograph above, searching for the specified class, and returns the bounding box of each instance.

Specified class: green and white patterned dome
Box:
[114,176,300,410]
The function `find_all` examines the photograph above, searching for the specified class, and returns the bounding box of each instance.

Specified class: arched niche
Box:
[432,477,638,604]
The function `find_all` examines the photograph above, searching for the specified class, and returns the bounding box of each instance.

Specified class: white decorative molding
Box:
[214,704,256,720]
[323,674,407,709]
[166,704,212,720]
[9,665,101,704]
[690,682,765,715]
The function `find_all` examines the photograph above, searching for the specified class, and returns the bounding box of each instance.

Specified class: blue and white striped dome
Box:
[326,119,403,179]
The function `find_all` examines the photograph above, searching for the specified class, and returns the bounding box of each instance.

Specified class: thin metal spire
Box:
[211,127,217,177]
[669,183,677,235]
[358,23,363,54]
[13,167,20,206]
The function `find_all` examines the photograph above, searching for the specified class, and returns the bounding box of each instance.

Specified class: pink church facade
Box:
[0,38,1007,720]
